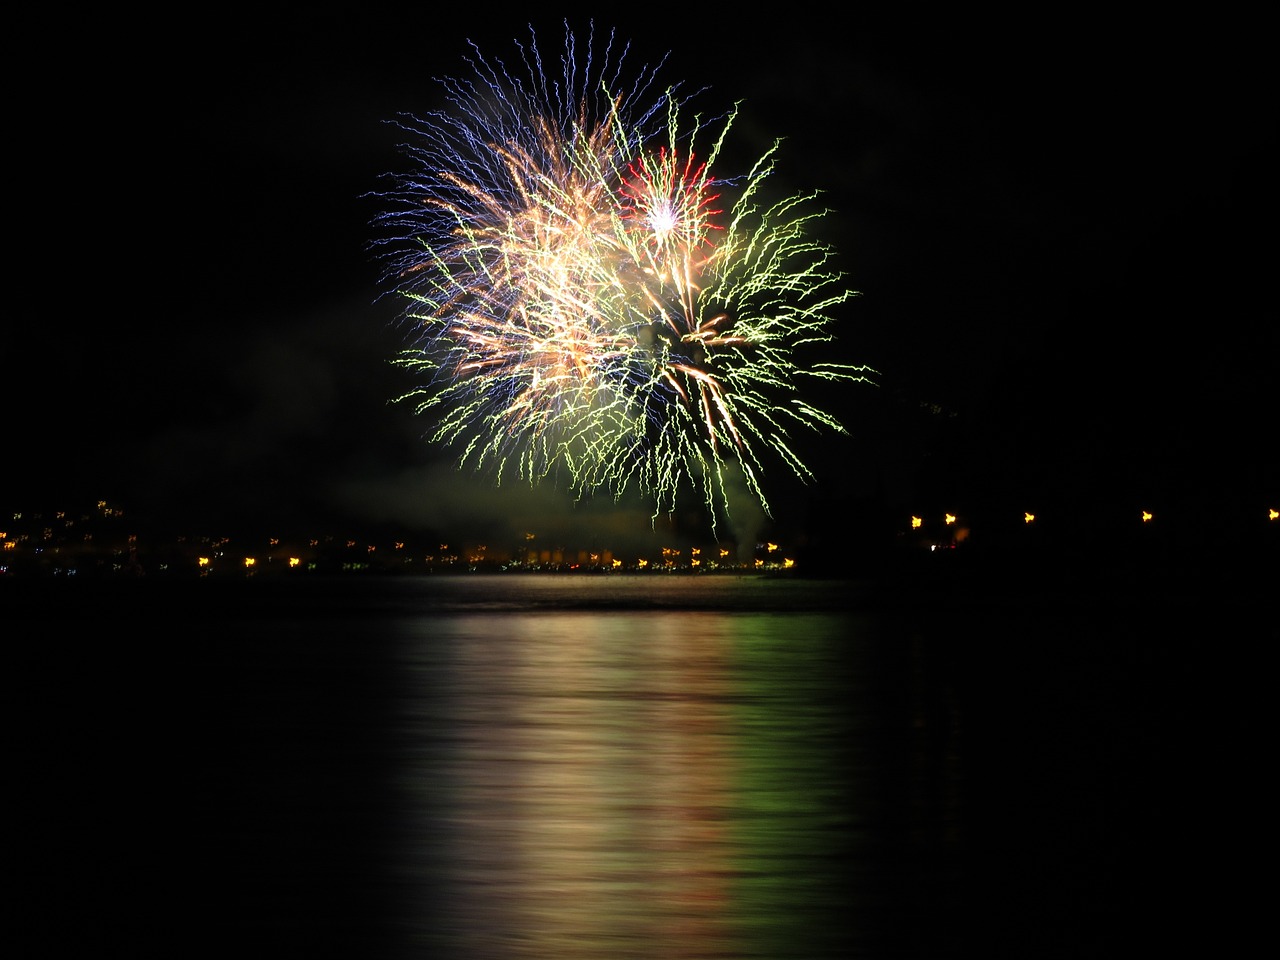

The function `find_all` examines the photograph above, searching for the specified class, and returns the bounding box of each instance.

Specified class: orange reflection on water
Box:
[438,614,736,957]
[391,589,876,959]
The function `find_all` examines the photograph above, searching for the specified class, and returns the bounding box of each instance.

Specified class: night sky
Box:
[7,7,1276,558]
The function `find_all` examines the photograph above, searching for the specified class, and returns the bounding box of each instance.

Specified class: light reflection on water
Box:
[12,569,1258,957]
[12,574,966,959]
[387,586,910,959]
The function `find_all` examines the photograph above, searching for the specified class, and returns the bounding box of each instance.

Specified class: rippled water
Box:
[10,572,1256,958]
[390,605,907,958]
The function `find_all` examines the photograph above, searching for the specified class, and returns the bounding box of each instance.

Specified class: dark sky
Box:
[7,7,1276,554]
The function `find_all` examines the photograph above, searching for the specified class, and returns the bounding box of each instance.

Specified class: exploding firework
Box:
[370,21,872,529]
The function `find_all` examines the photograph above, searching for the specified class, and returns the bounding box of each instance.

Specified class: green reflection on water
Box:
[726,614,866,955]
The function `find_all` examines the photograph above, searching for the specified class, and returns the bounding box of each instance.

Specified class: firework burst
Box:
[370,21,872,529]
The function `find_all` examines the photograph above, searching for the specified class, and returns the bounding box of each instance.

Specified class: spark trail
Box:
[370,21,873,530]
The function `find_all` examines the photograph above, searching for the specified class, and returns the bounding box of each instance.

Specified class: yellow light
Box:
[944,514,955,525]
[289,557,301,568]
[1142,511,1153,522]
[244,557,256,567]
[911,516,922,529]
[198,557,209,567]
[783,558,795,569]
[1024,513,1035,524]
[766,542,777,552]
[1270,508,1278,521]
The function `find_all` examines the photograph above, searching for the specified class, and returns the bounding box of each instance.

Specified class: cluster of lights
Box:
[1,501,1275,580]
[903,508,1260,529]
[936,506,1280,532]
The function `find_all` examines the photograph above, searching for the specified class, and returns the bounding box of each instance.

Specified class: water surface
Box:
[9,572,1255,958]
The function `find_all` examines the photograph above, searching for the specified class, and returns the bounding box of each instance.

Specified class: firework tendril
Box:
[370,22,873,529]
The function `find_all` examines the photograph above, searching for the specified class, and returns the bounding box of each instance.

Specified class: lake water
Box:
[8,571,1262,958]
